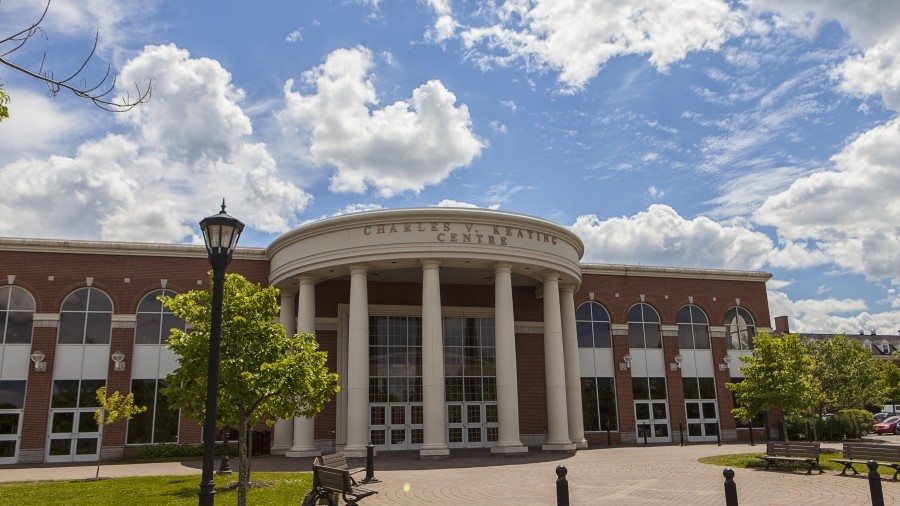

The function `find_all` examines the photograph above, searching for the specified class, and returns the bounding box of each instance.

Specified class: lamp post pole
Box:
[198,201,244,506]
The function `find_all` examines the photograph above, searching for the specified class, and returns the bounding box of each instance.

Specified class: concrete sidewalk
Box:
[1,443,896,505]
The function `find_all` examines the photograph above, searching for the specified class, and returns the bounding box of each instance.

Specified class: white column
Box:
[420,260,449,458]
[542,273,576,451]
[491,263,527,455]
[344,265,369,457]
[560,284,587,449]
[287,276,320,457]
[272,291,296,455]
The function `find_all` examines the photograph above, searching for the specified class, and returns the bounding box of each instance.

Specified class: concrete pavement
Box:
[0,443,896,505]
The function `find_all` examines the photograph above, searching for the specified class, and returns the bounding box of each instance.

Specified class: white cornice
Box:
[0,237,267,261]
[579,263,772,282]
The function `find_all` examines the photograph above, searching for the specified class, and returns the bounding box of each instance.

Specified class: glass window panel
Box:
[653,424,668,437]
[486,404,498,424]
[481,349,496,376]
[58,313,86,344]
[408,318,422,346]
[648,377,667,400]
[482,377,497,401]
[84,313,111,344]
[79,380,105,407]
[593,322,611,348]
[467,427,481,443]
[467,405,481,424]
[581,378,599,432]
[682,378,699,399]
[688,423,702,437]
[127,380,155,444]
[464,377,482,402]
[644,324,662,349]
[632,378,650,400]
[411,428,423,445]
[49,439,70,455]
[635,403,650,419]
[448,427,462,443]
[628,323,645,348]
[153,386,179,444]
[370,406,386,425]
[651,402,668,420]
[411,405,424,425]
[62,289,89,311]
[87,291,112,312]
[445,378,463,402]
[698,378,716,399]
[691,306,708,324]
[702,402,717,419]
[76,438,98,455]
[0,413,19,435]
[408,378,423,403]
[693,326,710,349]
[5,311,33,344]
[686,403,701,419]
[627,305,644,322]
[51,412,74,433]
[597,377,618,431]
[0,381,26,409]
[0,287,7,311]
[137,291,163,313]
[575,303,593,321]
[486,427,498,443]
[78,412,99,432]
[678,326,695,349]
[408,349,422,377]
[447,405,462,424]
[370,430,385,446]
[391,406,405,425]
[444,348,463,376]
[704,423,719,436]
[0,441,15,458]
[677,306,692,324]
[52,381,79,408]
[135,314,162,345]
[387,377,407,402]
[161,314,184,343]
[576,321,594,347]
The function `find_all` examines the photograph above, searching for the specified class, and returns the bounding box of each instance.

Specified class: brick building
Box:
[0,208,771,464]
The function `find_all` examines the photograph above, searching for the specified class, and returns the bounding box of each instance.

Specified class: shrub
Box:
[837,409,874,438]
[134,443,203,459]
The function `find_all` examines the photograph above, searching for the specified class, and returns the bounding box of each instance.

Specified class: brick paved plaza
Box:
[1,443,896,505]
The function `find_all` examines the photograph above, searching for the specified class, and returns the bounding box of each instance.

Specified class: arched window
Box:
[58,288,112,344]
[628,303,661,349]
[725,307,755,351]
[677,305,710,349]
[1,286,35,344]
[135,290,184,345]
[576,301,611,348]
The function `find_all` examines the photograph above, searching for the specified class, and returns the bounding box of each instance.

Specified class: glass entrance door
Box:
[46,408,101,462]
[0,410,22,465]
[685,400,719,442]
[634,400,670,443]
[446,402,498,448]
[369,403,423,451]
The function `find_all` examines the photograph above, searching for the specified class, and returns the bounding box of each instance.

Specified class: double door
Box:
[0,410,23,464]
[447,402,498,448]
[685,400,719,442]
[369,403,423,451]
[634,400,671,443]
[46,408,101,462]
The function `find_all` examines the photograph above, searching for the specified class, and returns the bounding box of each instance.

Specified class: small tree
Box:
[94,387,146,479]
[162,273,339,506]
[808,334,884,412]
[727,332,818,436]
[0,82,9,122]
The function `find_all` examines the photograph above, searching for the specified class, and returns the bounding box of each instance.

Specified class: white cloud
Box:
[766,288,900,334]
[0,88,85,166]
[834,37,900,111]
[489,120,508,134]
[571,204,773,269]
[277,46,485,197]
[456,0,744,91]
[646,186,664,199]
[754,117,900,281]
[424,0,457,42]
[501,100,517,111]
[286,29,303,43]
[0,44,311,242]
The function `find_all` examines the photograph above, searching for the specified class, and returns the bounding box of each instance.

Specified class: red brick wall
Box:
[663,335,687,430]
[516,333,546,435]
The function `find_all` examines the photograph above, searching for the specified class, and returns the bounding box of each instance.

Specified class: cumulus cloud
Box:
[454,0,744,91]
[754,117,900,280]
[766,288,900,334]
[0,44,311,242]
[277,46,485,197]
[572,204,773,269]
[835,37,900,111]
[434,199,500,210]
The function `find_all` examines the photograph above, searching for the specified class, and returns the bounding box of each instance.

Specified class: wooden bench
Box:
[310,465,377,505]
[830,442,900,480]
[757,441,823,474]
[314,452,365,480]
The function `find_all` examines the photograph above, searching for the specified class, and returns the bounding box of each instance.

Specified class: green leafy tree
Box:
[94,387,147,479]
[807,334,884,412]
[876,360,900,407]
[727,333,819,433]
[162,273,339,506]
[0,82,9,121]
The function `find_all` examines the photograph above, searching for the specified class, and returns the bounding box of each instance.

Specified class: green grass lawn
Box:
[699,451,898,476]
[0,472,313,506]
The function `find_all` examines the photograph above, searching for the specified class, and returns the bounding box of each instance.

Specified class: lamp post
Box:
[198,201,244,506]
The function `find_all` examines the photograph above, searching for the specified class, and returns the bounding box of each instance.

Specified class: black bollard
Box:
[606,426,611,447]
[679,422,684,446]
[556,465,570,506]
[217,427,232,475]
[723,468,739,506]
[716,424,722,446]
[868,460,884,506]
[748,420,755,447]
[362,442,379,483]
[643,424,649,445]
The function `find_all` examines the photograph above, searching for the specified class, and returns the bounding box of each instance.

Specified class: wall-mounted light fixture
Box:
[670,354,683,371]
[30,351,46,372]
[619,353,632,370]
[111,351,126,372]
[719,354,732,372]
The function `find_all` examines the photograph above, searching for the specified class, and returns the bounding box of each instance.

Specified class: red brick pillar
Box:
[21,326,56,463]
[102,326,136,454]
[712,336,736,441]
[612,333,634,444]
[663,335,686,439]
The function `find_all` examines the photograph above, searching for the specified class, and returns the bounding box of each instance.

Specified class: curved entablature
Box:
[267,208,585,289]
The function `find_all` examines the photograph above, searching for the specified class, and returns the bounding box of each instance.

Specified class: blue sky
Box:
[1,0,899,334]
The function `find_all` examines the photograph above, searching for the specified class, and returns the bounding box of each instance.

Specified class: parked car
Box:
[873,415,900,434]
[874,412,896,423]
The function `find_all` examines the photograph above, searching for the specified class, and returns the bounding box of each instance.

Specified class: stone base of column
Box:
[541,442,577,452]
[419,446,450,459]
[491,443,528,456]
[270,444,290,456]
[285,447,321,458]
[573,438,588,450]
[342,446,367,458]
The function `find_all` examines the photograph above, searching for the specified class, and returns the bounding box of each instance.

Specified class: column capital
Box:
[542,271,560,282]
[420,259,442,270]
[559,283,576,294]
[297,275,317,286]
[347,263,370,275]
[493,262,513,274]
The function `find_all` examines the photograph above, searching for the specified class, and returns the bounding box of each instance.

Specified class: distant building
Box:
[0,208,772,464]
[773,315,900,361]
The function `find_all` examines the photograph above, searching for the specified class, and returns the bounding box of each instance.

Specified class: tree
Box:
[162,273,339,506]
[0,82,9,121]
[807,334,884,412]
[0,0,151,119]
[876,360,900,407]
[727,333,818,429]
[93,387,147,479]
